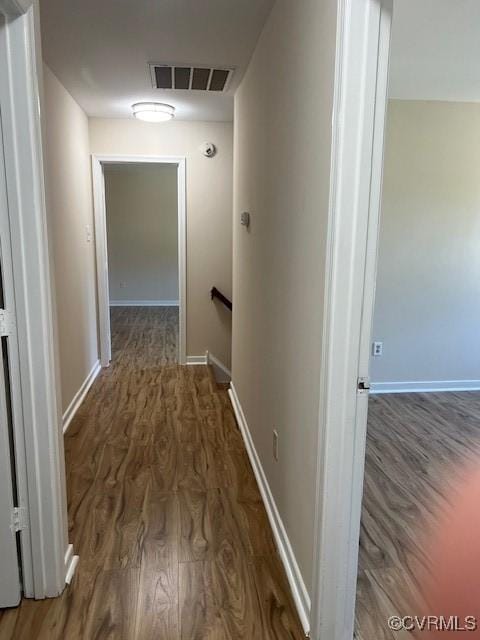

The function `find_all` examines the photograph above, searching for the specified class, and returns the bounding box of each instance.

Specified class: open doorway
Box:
[105,163,180,367]
[92,156,187,367]
[354,1,480,637]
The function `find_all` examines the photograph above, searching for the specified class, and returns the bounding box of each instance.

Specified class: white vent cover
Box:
[149,64,234,92]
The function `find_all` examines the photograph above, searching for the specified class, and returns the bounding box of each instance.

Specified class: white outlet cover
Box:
[372,341,383,357]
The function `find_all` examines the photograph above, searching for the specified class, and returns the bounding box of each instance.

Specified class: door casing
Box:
[0,0,73,600]
[92,154,187,367]
[310,0,393,638]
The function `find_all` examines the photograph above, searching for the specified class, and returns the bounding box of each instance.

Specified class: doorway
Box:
[92,155,187,368]
[351,1,480,638]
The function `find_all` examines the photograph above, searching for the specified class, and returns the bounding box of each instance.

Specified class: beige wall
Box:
[43,65,99,414]
[90,119,233,368]
[372,100,480,384]
[105,164,179,303]
[233,0,337,594]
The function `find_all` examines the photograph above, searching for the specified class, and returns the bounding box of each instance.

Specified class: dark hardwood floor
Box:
[0,306,303,639]
[355,391,480,639]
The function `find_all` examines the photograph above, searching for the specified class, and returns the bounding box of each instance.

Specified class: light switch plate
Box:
[240,211,250,228]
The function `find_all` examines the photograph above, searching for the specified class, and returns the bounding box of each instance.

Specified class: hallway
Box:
[0,308,303,639]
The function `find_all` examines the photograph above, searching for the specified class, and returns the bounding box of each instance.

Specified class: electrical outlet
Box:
[273,429,279,461]
[120,282,126,289]
[85,224,92,243]
[372,341,383,357]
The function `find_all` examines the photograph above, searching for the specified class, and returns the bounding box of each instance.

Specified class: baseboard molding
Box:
[206,351,231,383]
[109,300,179,307]
[62,360,101,434]
[186,355,208,365]
[371,379,480,394]
[64,544,79,585]
[228,382,311,636]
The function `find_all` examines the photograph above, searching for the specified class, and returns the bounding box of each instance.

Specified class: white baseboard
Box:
[371,379,480,394]
[206,350,231,383]
[62,360,101,434]
[228,383,311,636]
[64,544,79,585]
[109,300,179,307]
[186,355,208,365]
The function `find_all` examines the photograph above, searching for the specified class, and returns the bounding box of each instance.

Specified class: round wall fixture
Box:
[200,142,217,157]
[132,102,175,122]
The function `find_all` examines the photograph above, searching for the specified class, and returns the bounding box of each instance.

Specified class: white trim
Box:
[65,556,79,585]
[186,355,208,365]
[371,380,480,394]
[109,300,179,307]
[92,156,111,366]
[64,543,73,569]
[62,360,101,434]
[310,1,393,639]
[92,154,187,366]
[0,0,71,598]
[228,383,310,636]
[64,544,79,585]
[206,350,231,383]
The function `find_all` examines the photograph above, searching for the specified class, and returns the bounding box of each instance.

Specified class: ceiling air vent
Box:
[149,64,234,92]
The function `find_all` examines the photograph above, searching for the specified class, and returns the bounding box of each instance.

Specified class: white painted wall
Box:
[372,100,480,386]
[389,0,480,103]
[233,0,337,598]
[43,69,233,409]
[104,163,179,304]
[43,65,99,414]
[90,119,233,368]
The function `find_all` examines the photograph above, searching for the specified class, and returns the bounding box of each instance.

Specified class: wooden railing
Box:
[210,287,232,311]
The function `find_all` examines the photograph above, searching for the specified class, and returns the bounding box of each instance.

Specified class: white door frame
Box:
[310,0,392,638]
[0,0,72,599]
[92,155,187,366]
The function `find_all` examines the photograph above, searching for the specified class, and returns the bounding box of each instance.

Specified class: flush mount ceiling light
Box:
[132,102,175,122]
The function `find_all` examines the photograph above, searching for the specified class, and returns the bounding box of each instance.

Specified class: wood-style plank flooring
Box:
[0,306,303,639]
[355,391,480,639]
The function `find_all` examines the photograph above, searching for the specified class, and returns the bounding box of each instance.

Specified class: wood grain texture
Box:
[0,307,303,639]
[355,391,480,639]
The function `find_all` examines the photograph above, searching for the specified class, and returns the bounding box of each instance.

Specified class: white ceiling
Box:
[390,0,480,102]
[40,0,274,121]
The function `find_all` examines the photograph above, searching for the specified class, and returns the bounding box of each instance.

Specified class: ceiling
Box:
[389,0,480,102]
[40,0,274,122]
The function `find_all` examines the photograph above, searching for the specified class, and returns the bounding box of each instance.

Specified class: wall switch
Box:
[85,224,92,243]
[240,211,250,228]
[372,341,383,357]
[273,429,279,461]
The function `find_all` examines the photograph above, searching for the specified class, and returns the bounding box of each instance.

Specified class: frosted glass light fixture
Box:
[132,102,175,122]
